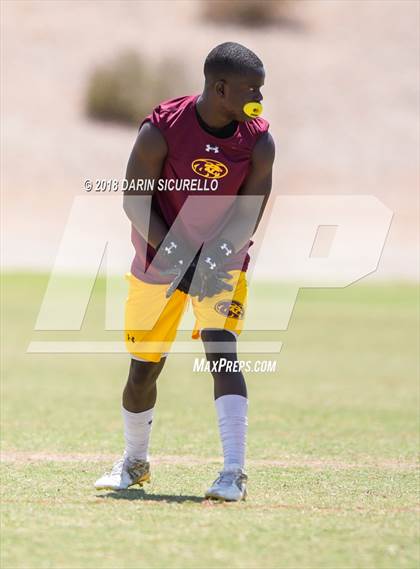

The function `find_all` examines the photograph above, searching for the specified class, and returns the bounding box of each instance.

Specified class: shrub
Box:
[201,0,296,27]
[85,51,185,125]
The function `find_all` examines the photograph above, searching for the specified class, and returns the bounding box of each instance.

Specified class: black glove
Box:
[175,253,199,295]
[195,239,236,301]
[158,238,194,298]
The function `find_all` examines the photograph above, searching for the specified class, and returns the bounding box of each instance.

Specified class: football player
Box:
[95,42,275,501]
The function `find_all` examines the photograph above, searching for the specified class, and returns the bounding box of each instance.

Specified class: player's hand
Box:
[165,262,234,300]
[158,238,194,298]
[166,258,199,297]
[197,270,233,302]
[159,238,191,270]
[162,265,184,298]
[193,239,236,301]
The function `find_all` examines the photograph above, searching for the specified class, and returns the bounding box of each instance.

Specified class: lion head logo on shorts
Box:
[214,300,245,320]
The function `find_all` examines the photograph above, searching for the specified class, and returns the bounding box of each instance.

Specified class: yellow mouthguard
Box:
[243,101,263,118]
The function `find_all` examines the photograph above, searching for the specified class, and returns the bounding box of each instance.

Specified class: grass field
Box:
[1,273,419,569]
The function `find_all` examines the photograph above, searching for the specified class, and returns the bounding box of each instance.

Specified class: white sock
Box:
[122,406,154,461]
[215,394,248,471]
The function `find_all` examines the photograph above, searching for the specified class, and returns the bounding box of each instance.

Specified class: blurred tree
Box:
[85,51,185,125]
[201,0,297,28]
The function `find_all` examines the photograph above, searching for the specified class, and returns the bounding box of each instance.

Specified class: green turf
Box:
[1,273,419,568]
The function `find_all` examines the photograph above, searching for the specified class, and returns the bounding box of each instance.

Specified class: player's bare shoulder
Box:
[133,121,168,161]
[237,131,275,197]
[124,121,168,199]
[252,131,275,168]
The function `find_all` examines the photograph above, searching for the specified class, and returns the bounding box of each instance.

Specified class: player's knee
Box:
[201,328,237,359]
[127,358,165,391]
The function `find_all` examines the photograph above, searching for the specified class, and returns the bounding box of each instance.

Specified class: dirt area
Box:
[1,451,417,470]
[1,0,419,279]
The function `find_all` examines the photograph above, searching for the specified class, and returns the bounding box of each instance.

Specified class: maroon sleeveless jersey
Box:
[130,94,270,283]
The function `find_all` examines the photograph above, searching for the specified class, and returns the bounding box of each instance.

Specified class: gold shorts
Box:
[124,270,247,362]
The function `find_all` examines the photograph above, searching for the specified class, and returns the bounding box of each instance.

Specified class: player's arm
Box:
[124,121,198,290]
[197,132,275,272]
[123,121,169,248]
[192,132,275,300]
[221,131,275,250]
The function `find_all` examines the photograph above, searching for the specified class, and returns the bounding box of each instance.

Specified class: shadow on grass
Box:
[96,488,204,503]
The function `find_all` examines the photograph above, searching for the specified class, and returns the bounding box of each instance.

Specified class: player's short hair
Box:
[204,42,264,80]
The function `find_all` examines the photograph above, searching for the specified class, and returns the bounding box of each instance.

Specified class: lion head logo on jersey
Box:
[192,158,229,179]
